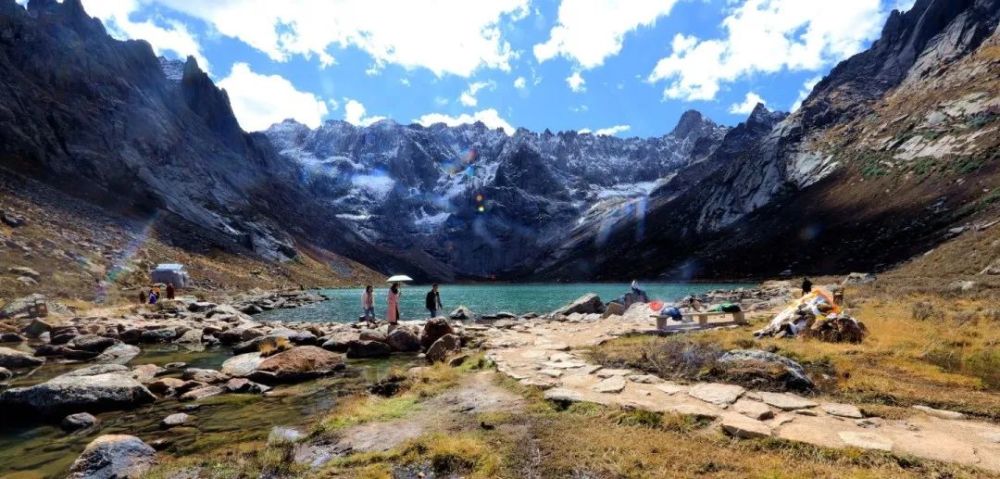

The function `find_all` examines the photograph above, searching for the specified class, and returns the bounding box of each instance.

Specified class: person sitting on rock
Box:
[684,295,705,312]
[148,288,159,305]
[629,280,650,303]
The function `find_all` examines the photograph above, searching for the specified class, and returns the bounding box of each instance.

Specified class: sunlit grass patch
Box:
[590,287,1000,419]
[146,441,308,479]
[314,394,420,435]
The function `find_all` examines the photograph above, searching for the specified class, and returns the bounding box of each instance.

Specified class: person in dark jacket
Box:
[425,283,443,318]
[802,277,813,297]
[166,283,176,300]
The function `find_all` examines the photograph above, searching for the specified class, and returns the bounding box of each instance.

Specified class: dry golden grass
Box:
[593,284,1000,420]
[525,406,993,479]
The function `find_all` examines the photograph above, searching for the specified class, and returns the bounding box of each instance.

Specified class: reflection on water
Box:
[0,345,417,479]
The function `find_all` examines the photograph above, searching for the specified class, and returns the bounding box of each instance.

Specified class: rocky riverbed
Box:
[6,281,996,477]
[0,284,796,477]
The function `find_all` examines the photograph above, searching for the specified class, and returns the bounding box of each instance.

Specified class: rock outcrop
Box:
[66,434,156,479]
[0,371,155,418]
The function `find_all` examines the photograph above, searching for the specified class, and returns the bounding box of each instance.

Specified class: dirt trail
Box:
[483,315,1000,473]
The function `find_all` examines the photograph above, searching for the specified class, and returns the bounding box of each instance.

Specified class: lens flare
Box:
[97,212,160,302]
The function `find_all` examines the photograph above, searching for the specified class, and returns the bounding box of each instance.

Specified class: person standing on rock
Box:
[387,282,401,330]
[166,283,175,300]
[361,285,375,322]
[425,283,443,318]
[138,288,147,304]
[801,277,813,297]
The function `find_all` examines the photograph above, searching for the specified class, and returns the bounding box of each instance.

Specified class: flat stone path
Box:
[483,313,1000,473]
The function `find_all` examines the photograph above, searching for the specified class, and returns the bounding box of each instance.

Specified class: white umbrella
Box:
[386,275,414,283]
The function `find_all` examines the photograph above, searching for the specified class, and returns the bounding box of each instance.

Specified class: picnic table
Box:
[650,310,746,331]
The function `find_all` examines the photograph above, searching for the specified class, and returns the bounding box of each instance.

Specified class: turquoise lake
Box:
[258,282,753,323]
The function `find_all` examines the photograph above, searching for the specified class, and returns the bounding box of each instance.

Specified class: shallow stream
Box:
[0,345,415,479]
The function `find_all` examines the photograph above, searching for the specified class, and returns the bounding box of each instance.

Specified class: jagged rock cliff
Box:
[537,0,1000,280]
[264,110,728,278]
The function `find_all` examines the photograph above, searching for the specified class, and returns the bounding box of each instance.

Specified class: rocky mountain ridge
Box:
[263,109,729,278]
[1,0,997,286]
[536,0,1000,280]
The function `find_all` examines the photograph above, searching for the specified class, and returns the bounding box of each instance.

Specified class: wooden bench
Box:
[650,310,746,330]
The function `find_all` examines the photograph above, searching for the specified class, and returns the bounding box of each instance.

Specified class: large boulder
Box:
[94,343,141,365]
[0,346,44,369]
[426,334,461,363]
[250,346,345,383]
[0,373,155,417]
[449,306,475,320]
[556,294,605,316]
[67,435,156,479]
[21,318,53,338]
[420,317,454,350]
[187,301,217,313]
[68,335,116,353]
[602,301,626,318]
[0,332,26,343]
[139,328,179,343]
[717,349,814,391]
[217,327,264,345]
[346,340,392,359]
[222,352,265,378]
[386,327,421,352]
[359,327,388,343]
[320,331,357,353]
[0,294,46,319]
[50,326,79,345]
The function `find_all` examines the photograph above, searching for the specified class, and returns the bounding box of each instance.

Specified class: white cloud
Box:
[82,0,209,71]
[566,71,586,93]
[513,76,527,90]
[343,98,386,127]
[729,91,766,115]
[578,128,592,134]
[217,63,327,131]
[400,78,411,87]
[534,0,679,69]
[414,109,514,134]
[594,124,631,136]
[648,0,888,101]
[147,0,529,77]
[791,75,822,111]
[328,98,341,111]
[570,104,589,113]
[459,81,495,107]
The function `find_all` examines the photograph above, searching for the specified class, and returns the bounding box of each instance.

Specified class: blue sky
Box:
[47,0,915,137]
